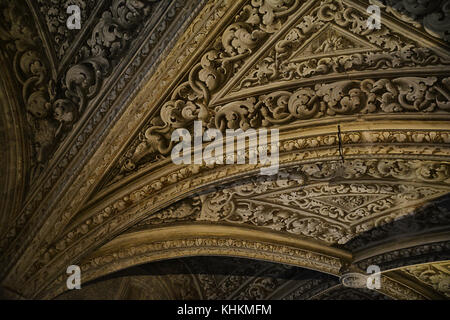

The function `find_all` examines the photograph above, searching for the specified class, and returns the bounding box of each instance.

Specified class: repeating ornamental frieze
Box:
[38,237,343,299]
[233,0,450,92]
[133,172,448,245]
[212,76,450,131]
[115,0,450,177]
[116,122,450,187]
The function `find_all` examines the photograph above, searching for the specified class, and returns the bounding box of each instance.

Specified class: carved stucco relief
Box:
[1,0,449,300]
[0,0,161,172]
[20,155,449,298]
[0,0,207,281]
[402,261,450,298]
[231,0,450,93]
[133,175,448,245]
[112,0,450,178]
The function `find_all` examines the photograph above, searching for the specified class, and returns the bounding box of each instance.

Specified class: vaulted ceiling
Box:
[0,0,449,300]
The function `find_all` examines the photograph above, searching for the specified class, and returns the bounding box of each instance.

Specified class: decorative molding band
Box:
[18,156,450,298]
[35,224,348,299]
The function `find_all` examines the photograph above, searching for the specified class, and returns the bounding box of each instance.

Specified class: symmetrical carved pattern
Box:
[129,159,450,245]
[217,77,450,131]
[235,0,450,90]
[117,0,305,173]
[117,0,450,175]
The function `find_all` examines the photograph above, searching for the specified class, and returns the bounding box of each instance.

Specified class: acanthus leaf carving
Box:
[0,0,160,178]
[234,0,450,92]
[117,0,450,176]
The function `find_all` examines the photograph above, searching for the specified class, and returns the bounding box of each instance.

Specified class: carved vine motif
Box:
[215,76,450,130]
[197,181,446,244]
[120,75,450,174]
[235,0,450,91]
[119,0,303,172]
[119,0,450,175]
[403,262,450,298]
[36,0,98,59]
[380,276,427,299]
[372,0,450,42]
[131,159,450,245]
[0,0,159,177]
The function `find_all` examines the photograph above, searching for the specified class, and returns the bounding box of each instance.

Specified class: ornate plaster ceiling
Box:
[55,256,390,300]
[0,0,449,300]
